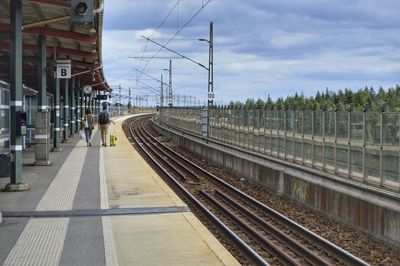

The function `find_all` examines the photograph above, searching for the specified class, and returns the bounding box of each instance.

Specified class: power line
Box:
[138,0,213,75]
[137,1,181,72]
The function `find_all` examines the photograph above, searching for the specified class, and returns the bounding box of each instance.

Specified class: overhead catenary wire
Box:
[137,0,181,71]
[138,0,213,76]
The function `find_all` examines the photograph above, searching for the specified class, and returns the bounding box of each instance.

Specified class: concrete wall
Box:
[154,121,400,247]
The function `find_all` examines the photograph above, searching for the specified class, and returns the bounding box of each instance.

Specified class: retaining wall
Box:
[154,121,400,247]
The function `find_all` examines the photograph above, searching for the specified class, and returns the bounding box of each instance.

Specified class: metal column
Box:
[34,34,51,165]
[62,79,69,142]
[70,77,76,136]
[168,60,173,107]
[81,87,84,124]
[52,77,62,151]
[7,0,28,190]
[75,81,80,133]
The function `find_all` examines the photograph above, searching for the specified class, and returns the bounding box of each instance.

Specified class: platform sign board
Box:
[56,60,71,79]
[94,95,108,100]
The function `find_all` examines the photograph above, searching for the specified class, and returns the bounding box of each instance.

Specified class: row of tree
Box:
[227,85,400,112]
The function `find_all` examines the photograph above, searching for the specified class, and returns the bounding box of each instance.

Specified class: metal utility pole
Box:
[160,74,164,108]
[168,60,172,107]
[208,22,214,107]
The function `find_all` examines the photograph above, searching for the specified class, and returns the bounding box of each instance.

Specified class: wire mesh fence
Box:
[159,107,400,192]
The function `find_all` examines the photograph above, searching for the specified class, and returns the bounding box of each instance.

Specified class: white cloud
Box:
[102,0,400,105]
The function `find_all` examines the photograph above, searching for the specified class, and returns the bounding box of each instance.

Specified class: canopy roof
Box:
[0,0,110,92]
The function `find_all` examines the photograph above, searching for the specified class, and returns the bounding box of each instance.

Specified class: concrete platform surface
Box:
[0,114,239,266]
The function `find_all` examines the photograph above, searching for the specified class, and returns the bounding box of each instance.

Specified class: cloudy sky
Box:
[102,0,400,105]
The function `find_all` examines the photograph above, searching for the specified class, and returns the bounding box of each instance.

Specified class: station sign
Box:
[94,95,108,100]
[56,60,71,79]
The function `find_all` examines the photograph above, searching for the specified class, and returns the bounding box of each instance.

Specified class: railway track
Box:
[125,115,369,266]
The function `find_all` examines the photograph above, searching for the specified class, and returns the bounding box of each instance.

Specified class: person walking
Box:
[98,102,111,146]
[83,108,94,146]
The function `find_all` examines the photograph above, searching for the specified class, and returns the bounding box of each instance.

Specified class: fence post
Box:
[256,109,260,152]
[362,104,368,182]
[348,105,352,178]
[270,108,273,156]
[379,107,384,186]
[301,108,305,165]
[398,113,400,192]
[293,109,296,162]
[277,109,280,157]
[334,106,338,174]
[236,109,239,146]
[283,106,288,161]
[311,107,315,167]
[231,108,234,145]
[322,107,326,170]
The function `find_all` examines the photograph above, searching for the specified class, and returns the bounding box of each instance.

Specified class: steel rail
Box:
[144,117,370,266]
[141,118,334,264]
[200,190,299,265]
[127,117,269,266]
[214,190,330,266]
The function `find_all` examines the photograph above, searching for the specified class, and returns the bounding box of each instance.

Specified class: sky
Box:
[102,0,400,106]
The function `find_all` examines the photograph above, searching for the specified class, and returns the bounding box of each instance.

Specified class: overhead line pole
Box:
[169,60,172,107]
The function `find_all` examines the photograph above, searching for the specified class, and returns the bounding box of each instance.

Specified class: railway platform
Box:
[0,114,238,265]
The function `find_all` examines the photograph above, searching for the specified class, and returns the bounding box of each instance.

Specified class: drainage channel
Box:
[2,206,190,218]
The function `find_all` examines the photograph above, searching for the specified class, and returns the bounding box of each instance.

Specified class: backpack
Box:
[99,111,108,125]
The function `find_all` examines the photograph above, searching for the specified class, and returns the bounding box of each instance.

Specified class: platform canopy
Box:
[0,0,110,92]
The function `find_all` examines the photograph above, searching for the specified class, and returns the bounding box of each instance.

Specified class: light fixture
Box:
[88,28,96,36]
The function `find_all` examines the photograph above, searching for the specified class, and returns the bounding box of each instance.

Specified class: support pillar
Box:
[62,79,69,142]
[35,34,51,165]
[6,0,29,191]
[81,88,85,125]
[75,81,80,133]
[70,77,76,136]
[52,77,62,152]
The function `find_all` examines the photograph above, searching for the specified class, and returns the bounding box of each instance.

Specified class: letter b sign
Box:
[56,60,71,79]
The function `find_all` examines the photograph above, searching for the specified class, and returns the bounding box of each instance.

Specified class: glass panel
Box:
[336,112,349,140]
[365,148,380,181]
[382,148,399,186]
[295,111,303,134]
[286,137,294,159]
[382,113,399,146]
[294,139,303,163]
[336,144,349,176]
[349,146,363,179]
[314,111,323,137]
[303,111,312,135]
[303,140,312,165]
[325,112,335,139]
[278,136,285,158]
[286,111,294,134]
[350,112,364,142]
[313,141,323,167]
[366,112,380,145]
[324,144,335,172]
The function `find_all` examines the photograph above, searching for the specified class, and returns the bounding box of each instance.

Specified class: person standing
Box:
[83,108,94,146]
[98,102,111,146]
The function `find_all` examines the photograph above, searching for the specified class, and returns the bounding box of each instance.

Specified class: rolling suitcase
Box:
[110,123,117,146]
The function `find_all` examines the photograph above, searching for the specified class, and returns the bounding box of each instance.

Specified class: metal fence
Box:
[159,107,400,192]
